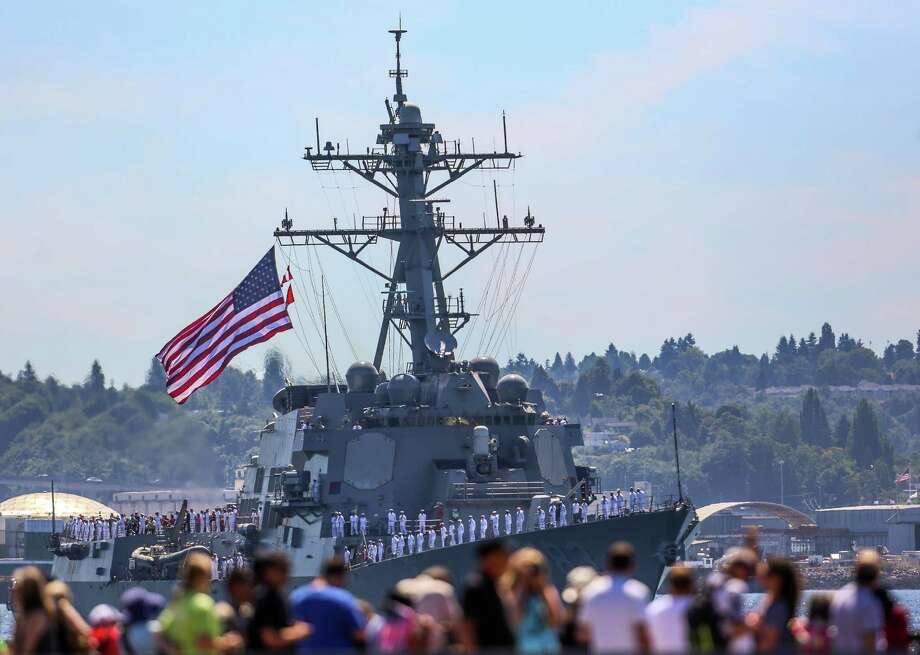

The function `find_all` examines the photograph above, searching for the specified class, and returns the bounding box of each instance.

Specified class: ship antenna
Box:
[388,17,408,107]
[671,402,684,504]
[322,276,331,392]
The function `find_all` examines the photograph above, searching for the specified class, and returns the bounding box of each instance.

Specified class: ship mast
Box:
[275,24,543,376]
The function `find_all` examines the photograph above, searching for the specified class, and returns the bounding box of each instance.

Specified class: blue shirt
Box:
[290,584,365,653]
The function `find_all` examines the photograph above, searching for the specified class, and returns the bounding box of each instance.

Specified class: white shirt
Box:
[580,575,650,654]
[645,595,692,654]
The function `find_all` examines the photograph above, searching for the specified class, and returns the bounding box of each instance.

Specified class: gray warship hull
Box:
[57,506,693,614]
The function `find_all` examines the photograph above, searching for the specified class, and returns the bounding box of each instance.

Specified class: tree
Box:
[849,400,884,468]
[800,388,831,447]
[838,333,855,352]
[262,349,288,404]
[638,354,652,370]
[833,414,851,448]
[144,357,167,390]
[550,353,563,378]
[894,339,915,362]
[85,360,105,394]
[818,322,836,352]
[16,362,37,384]
[755,354,771,390]
[562,353,577,379]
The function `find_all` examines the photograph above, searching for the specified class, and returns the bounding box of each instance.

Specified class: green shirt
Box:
[158,591,222,655]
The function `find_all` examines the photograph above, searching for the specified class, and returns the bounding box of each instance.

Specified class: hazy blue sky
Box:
[2,2,919,387]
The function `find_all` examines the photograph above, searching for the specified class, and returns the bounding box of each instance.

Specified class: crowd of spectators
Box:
[7,536,914,654]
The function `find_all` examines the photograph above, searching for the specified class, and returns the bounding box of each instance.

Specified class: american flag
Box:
[156,248,293,404]
[896,467,911,484]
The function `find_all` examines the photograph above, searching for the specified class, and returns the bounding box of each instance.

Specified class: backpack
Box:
[686,587,728,652]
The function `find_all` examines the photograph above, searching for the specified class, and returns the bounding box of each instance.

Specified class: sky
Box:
[1,2,919,387]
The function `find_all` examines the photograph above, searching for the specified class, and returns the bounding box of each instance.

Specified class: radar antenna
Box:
[388,18,408,107]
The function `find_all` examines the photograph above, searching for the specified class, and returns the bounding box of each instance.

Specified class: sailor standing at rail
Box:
[331,513,340,539]
[548,503,557,529]
[480,514,488,539]
[398,510,407,534]
[407,532,415,554]
[628,488,637,513]
[387,508,396,534]
[572,501,580,524]
[359,513,367,536]
[447,521,456,546]
[490,511,500,537]
[349,510,358,535]
[344,546,352,568]
[515,507,525,533]
[581,500,589,521]
[559,502,567,527]
[154,512,162,535]
[428,528,436,550]
[368,541,377,563]
[439,523,447,548]
[601,494,610,519]
[614,490,624,515]
[418,509,426,533]
[638,488,647,511]
[390,533,398,558]
[504,509,512,535]
[537,506,546,530]
[468,516,476,542]
[456,518,465,544]
[229,508,237,532]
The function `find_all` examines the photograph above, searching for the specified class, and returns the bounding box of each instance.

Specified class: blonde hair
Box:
[181,552,212,589]
[501,547,549,593]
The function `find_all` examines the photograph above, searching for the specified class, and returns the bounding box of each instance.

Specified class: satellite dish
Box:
[425,329,457,356]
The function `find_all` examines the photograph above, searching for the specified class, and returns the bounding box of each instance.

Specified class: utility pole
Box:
[777,459,785,506]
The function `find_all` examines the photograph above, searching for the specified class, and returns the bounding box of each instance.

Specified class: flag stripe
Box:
[160,299,235,372]
[158,296,233,368]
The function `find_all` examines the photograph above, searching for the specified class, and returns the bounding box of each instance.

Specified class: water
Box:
[743,589,920,630]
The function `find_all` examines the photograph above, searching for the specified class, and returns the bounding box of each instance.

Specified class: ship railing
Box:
[449,481,546,501]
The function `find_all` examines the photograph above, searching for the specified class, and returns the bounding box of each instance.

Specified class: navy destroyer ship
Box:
[49,25,696,613]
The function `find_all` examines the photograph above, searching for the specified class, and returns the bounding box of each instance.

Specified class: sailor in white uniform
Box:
[349,511,358,535]
[581,500,589,521]
[601,494,610,519]
[456,519,465,544]
[559,502,567,526]
[468,516,477,542]
[359,513,368,536]
[344,547,352,567]
[418,510,426,533]
[515,507,525,533]
[368,541,377,563]
[229,509,237,532]
[428,528,436,550]
[154,513,162,535]
[490,511,500,536]
[504,509,512,535]
[407,532,415,554]
[548,503,557,528]
[480,514,488,538]
[446,521,455,546]
[537,507,546,530]
[637,488,647,511]
[628,488,637,513]
[387,509,396,534]
[572,501,581,524]
[439,523,447,548]
[398,511,407,534]
[390,534,398,557]
[331,514,340,539]
[614,490,625,515]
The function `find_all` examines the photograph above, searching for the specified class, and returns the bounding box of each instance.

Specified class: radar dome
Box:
[388,373,420,405]
[346,361,379,393]
[399,103,422,125]
[374,382,390,406]
[469,357,500,389]
[496,373,529,404]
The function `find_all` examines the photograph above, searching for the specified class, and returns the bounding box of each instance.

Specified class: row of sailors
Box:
[65,507,241,542]
[339,488,653,560]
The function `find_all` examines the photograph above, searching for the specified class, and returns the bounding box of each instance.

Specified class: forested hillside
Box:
[507,323,920,508]
[1,322,918,510]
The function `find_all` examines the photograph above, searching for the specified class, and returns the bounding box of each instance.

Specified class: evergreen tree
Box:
[883,344,897,368]
[818,322,836,351]
[838,333,854,352]
[144,357,167,390]
[562,352,577,379]
[800,388,831,447]
[85,360,105,394]
[638,353,652,370]
[775,336,790,360]
[894,339,914,361]
[849,400,883,468]
[788,335,797,354]
[550,353,563,378]
[916,330,920,359]
[755,354,771,390]
[833,414,851,448]
[262,349,288,404]
[16,361,37,384]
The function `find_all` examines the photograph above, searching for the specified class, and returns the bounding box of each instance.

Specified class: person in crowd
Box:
[747,557,799,653]
[461,540,515,652]
[372,590,429,654]
[874,585,910,652]
[217,567,253,640]
[246,552,311,653]
[791,593,832,654]
[157,552,240,655]
[396,570,462,653]
[704,546,758,653]
[830,548,886,652]
[11,566,62,655]
[120,588,166,655]
[88,604,122,655]
[500,547,563,654]
[578,542,650,653]
[645,563,695,654]
[559,566,597,650]
[290,556,365,653]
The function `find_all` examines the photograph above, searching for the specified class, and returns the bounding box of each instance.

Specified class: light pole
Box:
[777,459,785,506]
